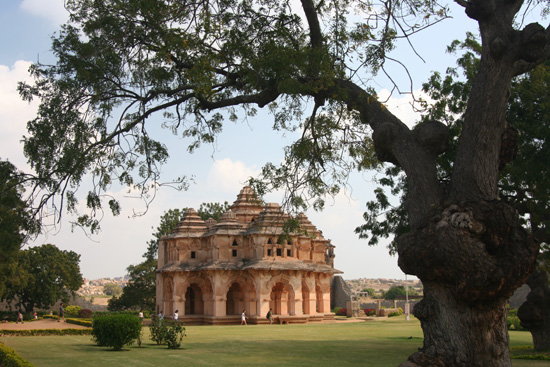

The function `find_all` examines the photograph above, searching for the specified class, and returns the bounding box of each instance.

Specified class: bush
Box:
[65,305,82,318]
[165,322,187,349]
[92,314,142,350]
[78,309,93,318]
[66,318,92,327]
[333,308,347,316]
[507,316,524,330]
[149,316,169,345]
[363,308,376,316]
[0,342,34,367]
[0,329,92,337]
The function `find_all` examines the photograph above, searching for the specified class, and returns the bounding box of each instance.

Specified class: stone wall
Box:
[331,276,352,310]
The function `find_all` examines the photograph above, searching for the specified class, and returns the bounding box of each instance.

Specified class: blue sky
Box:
[1,0,479,280]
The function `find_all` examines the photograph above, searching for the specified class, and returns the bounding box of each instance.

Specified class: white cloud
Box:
[20,0,69,26]
[0,61,37,169]
[377,88,431,127]
[206,158,260,194]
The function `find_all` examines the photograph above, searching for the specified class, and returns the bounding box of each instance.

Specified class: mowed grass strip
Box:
[0,317,545,367]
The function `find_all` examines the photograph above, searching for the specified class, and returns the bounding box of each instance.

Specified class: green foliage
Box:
[507,316,524,331]
[92,314,142,350]
[149,317,169,345]
[0,160,39,298]
[66,318,92,327]
[361,288,377,297]
[78,308,93,318]
[384,286,407,300]
[0,329,92,337]
[198,202,230,221]
[103,283,122,297]
[1,244,83,312]
[510,346,550,360]
[164,322,187,349]
[64,305,82,317]
[108,257,157,311]
[388,310,403,317]
[17,0,452,232]
[0,342,34,367]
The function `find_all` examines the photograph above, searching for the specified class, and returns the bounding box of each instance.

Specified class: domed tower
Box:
[229,186,263,225]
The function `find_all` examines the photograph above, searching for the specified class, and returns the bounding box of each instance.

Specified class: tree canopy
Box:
[18,0,550,365]
[1,244,83,312]
[0,159,40,298]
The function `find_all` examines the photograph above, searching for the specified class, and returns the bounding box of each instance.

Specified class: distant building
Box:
[156,186,341,324]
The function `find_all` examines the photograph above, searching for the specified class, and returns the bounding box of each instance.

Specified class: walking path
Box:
[0,318,89,330]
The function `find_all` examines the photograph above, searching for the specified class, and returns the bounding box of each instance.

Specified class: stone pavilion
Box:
[156,186,342,324]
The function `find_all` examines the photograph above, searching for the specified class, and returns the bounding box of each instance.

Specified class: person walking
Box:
[241,310,248,325]
[174,310,179,323]
[58,303,65,322]
[266,308,273,324]
[17,307,24,324]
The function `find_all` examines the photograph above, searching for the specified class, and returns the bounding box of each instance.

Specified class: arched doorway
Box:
[302,281,311,315]
[270,282,294,316]
[226,283,244,315]
[185,283,204,315]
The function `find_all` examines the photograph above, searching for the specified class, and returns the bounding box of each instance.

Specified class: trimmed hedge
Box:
[66,318,92,327]
[92,314,142,350]
[0,342,34,367]
[0,329,92,337]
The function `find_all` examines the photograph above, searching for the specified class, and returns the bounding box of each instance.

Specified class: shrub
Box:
[363,308,376,316]
[92,314,142,350]
[66,318,92,327]
[149,316,169,345]
[507,316,523,330]
[78,309,94,318]
[332,307,342,315]
[334,308,347,316]
[165,322,187,349]
[0,342,34,367]
[0,329,92,337]
[65,305,82,318]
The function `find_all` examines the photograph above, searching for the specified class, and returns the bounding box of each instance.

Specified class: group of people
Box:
[241,308,273,325]
[15,307,42,324]
[150,308,273,325]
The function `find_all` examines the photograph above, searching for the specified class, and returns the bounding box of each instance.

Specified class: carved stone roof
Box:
[246,203,290,235]
[297,213,322,239]
[165,208,207,238]
[230,186,263,224]
[158,259,342,274]
[211,210,243,235]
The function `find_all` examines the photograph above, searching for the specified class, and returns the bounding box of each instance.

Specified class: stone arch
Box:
[178,274,214,316]
[224,274,257,316]
[266,275,296,316]
[185,283,204,315]
[315,279,330,313]
[226,283,244,315]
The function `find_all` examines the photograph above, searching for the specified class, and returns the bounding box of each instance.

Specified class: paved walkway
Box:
[0,318,90,330]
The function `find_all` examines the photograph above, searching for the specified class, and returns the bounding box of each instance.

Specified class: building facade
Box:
[156,186,341,324]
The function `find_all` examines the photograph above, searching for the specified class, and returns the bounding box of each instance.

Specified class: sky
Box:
[0,0,480,281]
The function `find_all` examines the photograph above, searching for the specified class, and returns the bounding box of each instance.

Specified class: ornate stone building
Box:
[156,186,341,324]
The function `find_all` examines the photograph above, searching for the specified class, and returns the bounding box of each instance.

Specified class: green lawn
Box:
[1,317,547,367]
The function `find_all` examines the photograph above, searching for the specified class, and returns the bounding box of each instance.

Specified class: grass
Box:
[0,316,547,367]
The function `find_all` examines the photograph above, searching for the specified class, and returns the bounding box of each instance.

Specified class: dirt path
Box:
[0,318,90,330]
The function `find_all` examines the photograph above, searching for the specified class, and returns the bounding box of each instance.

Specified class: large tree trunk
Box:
[397,201,537,366]
[518,270,550,351]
